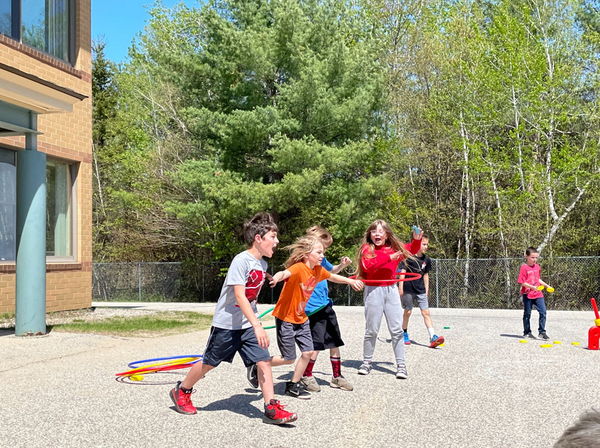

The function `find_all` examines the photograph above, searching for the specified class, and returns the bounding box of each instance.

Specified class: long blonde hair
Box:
[284,235,322,268]
[355,220,413,278]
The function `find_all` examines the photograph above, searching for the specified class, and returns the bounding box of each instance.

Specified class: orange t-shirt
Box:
[272,263,331,324]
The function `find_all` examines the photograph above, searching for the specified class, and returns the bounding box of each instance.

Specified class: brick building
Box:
[0,0,92,334]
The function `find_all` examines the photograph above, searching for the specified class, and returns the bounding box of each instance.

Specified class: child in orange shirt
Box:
[270,235,364,399]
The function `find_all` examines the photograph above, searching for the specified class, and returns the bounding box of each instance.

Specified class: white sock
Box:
[428,327,435,339]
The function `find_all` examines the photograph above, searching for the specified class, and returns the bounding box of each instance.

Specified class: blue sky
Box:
[92,0,198,63]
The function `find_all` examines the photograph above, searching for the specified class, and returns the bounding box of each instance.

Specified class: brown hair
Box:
[525,246,538,256]
[243,212,278,246]
[355,220,413,278]
[284,235,322,268]
[305,225,333,247]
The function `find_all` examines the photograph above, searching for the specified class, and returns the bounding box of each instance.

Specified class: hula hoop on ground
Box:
[259,306,276,330]
[116,355,203,377]
[349,272,422,284]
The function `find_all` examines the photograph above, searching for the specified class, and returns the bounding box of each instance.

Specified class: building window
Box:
[46,159,74,258]
[0,150,77,262]
[1,0,73,64]
[0,148,16,262]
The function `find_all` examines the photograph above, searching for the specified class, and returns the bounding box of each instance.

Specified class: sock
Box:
[428,327,435,339]
[403,329,408,334]
[303,359,316,377]
[181,385,193,394]
[330,356,341,378]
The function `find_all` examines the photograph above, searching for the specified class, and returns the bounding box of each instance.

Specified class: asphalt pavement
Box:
[1,303,598,448]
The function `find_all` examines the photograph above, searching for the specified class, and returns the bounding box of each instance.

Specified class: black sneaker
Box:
[539,333,549,340]
[525,333,536,339]
[247,364,259,389]
[285,381,311,400]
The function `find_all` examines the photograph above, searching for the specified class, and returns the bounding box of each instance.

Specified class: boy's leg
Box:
[522,295,533,336]
[400,293,413,345]
[256,360,275,403]
[535,298,548,337]
[291,321,314,383]
[181,361,215,390]
[291,350,314,383]
[256,361,298,424]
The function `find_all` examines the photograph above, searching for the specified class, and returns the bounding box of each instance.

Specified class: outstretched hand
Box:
[350,279,364,291]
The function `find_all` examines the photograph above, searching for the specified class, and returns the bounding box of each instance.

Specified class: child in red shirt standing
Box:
[270,235,364,399]
[356,220,421,379]
[518,246,553,340]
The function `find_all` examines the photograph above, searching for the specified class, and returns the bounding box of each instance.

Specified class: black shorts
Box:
[308,304,345,351]
[202,326,271,368]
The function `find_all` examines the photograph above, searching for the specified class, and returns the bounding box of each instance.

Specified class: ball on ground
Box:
[130,375,144,381]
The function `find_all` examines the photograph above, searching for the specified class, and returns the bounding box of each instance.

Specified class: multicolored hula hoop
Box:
[116,355,203,378]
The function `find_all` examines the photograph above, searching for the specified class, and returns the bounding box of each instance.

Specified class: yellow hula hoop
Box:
[123,357,198,376]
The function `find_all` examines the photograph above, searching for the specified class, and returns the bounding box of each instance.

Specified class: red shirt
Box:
[361,239,421,286]
[518,263,543,298]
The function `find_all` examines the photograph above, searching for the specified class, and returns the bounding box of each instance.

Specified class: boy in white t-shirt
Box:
[169,213,297,424]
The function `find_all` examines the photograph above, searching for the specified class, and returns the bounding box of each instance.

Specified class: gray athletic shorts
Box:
[401,293,429,311]
[276,318,314,361]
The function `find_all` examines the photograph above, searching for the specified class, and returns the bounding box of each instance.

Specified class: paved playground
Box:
[0,304,598,448]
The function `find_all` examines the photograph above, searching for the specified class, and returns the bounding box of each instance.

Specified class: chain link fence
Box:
[92,257,600,310]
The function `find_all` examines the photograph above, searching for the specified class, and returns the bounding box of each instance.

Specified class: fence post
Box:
[138,262,142,301]
[435,259,439,308]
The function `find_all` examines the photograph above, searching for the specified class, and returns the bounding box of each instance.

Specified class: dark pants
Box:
[522,294,547,335]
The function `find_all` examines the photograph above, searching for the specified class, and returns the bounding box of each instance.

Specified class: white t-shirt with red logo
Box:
[518,263,543,299]
[212,251,267,330]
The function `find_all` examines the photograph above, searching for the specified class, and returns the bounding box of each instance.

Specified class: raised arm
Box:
[330,256,352,275]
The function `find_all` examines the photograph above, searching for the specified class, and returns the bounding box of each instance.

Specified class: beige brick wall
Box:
[0,0,93,314]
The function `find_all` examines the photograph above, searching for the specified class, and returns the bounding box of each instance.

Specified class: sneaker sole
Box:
[430,336,445,348]
[263,413,298,425]
[330,382,354,391]
[396,373,408,379]
[300,379,321,392]
[169,389,197,415]
[285,391,311,400]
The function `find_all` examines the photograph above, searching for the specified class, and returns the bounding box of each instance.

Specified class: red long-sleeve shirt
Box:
[360,239,421,286]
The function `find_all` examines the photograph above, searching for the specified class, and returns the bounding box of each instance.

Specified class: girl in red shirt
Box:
[356,220,421,379]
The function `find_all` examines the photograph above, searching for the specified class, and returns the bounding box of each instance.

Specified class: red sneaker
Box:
[170,381,197,415]
[429,335,445,348]
[263,399,297,424]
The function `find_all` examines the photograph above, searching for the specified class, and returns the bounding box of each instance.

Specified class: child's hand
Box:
[350,279,364,291]
[269,272,280,287]
[340,256,352,267]
[252,323,270,349]
[413,226,423,240]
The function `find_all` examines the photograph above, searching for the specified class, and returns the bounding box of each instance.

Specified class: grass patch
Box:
[52,311,213,337]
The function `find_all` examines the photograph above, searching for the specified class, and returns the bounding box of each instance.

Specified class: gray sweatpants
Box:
[363,285,405,366]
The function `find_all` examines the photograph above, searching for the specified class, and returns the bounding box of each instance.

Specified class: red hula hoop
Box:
[349,272,422,285]
[115,362,197,377]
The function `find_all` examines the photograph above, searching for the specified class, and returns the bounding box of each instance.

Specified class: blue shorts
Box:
[202,326,271,368]
[276,318,314,361]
